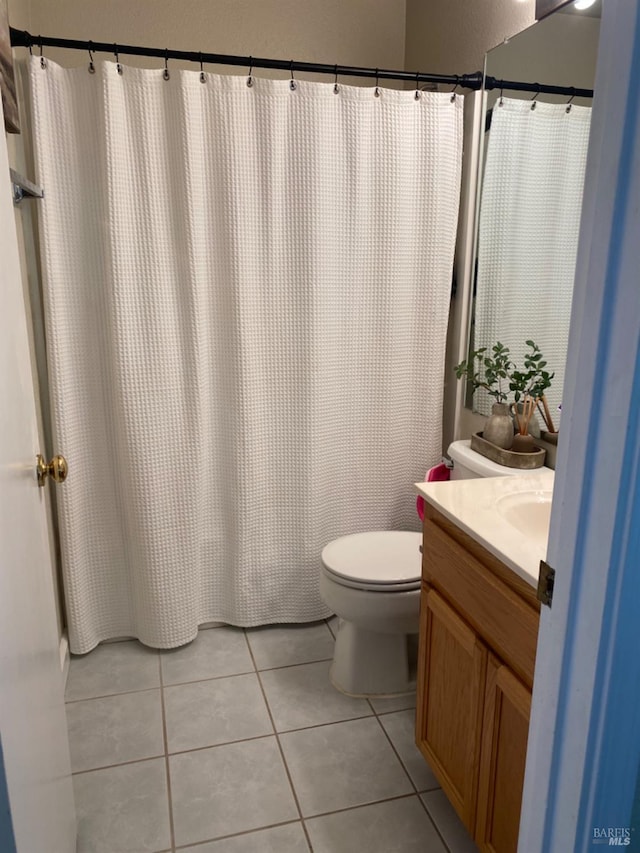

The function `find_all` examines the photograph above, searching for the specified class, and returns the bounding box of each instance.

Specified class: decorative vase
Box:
[511,433,536,453]
[484,403,514,450]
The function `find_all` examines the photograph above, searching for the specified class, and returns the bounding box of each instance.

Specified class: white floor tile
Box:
[279,717,413,816]
[164,673,272,752]
[160,626,253,685]
[74,759,170,853]
[260,660,371,731]
[67,689,163,772]
[169,736,298,847]
[379,709,440,792]
[422,789,479,852]
[246,622,334,670]
[66,641,160,701]
[178,822,309,852]
[306,796,447,853]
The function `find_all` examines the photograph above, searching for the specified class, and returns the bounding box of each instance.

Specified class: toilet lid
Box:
[321,531,422,587]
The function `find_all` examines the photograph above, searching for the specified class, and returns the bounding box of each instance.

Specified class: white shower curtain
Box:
[30,57,463,653]
[474,97,591,417]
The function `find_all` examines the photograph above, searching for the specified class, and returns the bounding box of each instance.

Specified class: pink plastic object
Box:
[416,462,451,521]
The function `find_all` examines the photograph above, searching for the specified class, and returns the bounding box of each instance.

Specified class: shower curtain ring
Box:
[163,49,170,81]
[333,64,339,94]
[415,72,421,100]
[530,84,540,110]
[114,44,122,75]
[88,41,95,74]
[565,87,576,113]
[289,59,297,91]
[38,37,46,68]
[374,68,380,98]
[247,56,253,87]
[499,83,504,106]
[450,76,459,102]
[199,52,206,83]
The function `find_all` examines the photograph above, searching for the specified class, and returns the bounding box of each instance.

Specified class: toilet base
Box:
[330,619,417,697]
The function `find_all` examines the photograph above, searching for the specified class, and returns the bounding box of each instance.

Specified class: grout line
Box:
[65,685,162,705]
[172,818,304,850]
[370,703,417,716]
[162,657,335,687]
[71,712,381,775]
[158,655,177,853]
[71,754,166,776]
[254,657,334,674]
[162,733,275,758]
[71,714,386,777]
[65,658,338,705]
[161,669,256,691]
[161,666,256,688]
[302,791,420,822]
[242,629,314,853]
[373,713,420,795]
[325,616,338,639]
[417,791,455,853]
[373,707,451,851]
[172,793,436,850]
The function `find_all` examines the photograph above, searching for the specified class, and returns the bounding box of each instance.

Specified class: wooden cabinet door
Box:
[416,586,487,833]
[476,654,532,853]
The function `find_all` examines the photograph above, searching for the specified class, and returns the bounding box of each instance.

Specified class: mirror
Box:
[465,4,601,433]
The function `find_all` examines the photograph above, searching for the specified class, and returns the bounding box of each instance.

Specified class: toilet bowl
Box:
[320,531,422,697]
[321,441,544,698]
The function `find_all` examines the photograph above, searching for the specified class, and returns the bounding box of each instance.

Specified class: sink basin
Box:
[495,490,553,539]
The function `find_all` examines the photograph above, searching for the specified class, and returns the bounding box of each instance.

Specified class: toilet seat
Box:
[321,531,422,593]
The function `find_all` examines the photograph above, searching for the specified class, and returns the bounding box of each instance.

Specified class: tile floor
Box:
[65,619,478,853]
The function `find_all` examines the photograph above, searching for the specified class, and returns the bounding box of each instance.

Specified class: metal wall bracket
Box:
[538,560,556,607]
[10,169,44,206]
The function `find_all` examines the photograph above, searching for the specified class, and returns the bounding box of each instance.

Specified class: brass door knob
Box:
[36,454,68,487]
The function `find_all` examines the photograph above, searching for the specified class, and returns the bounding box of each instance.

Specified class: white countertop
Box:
[415,469,555,587]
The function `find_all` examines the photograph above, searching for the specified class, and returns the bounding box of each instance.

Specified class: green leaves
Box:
[455,339,554,407]
[507,340,555,401]
[454,342,512,403]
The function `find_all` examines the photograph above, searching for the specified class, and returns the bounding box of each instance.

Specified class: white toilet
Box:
[320,439,533,697]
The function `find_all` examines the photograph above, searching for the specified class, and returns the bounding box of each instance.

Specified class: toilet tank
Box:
[447,439,529,480]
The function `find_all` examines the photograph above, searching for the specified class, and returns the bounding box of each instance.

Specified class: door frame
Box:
[520,1,640,850]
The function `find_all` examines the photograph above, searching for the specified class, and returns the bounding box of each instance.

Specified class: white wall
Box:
[487,12,599,105]
[27,0,406,80]
[405,0,536,76]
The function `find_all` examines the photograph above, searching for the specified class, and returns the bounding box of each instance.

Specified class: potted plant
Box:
[454,342,515,449]
[508,340,555,452]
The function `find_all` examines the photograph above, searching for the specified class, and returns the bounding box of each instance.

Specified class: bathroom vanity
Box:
[415,473,553,853]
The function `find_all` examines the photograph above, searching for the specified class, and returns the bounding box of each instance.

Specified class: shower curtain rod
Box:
[484,75,593,100]
[9,28,594,100]
[9,28,483,89]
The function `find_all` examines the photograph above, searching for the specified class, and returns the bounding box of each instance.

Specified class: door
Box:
[416,586,487,833]
[0,123,76,847]
[476,654,531,853]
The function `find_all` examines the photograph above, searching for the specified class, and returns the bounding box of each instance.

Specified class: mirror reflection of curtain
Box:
[474,97,591,420]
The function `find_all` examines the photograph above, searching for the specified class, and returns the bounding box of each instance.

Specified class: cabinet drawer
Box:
[422,519,539,687]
